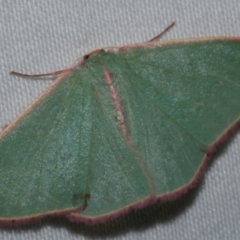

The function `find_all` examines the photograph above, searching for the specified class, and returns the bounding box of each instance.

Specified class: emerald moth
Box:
[0,35,240,226]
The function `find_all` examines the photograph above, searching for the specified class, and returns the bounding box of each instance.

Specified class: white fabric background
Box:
[0,1,240,239]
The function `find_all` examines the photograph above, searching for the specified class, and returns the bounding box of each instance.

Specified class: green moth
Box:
[0,37,240,225]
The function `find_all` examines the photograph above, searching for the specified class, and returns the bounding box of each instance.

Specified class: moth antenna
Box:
[148,22,175,42]
[10,69,73,79]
